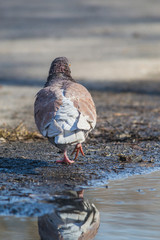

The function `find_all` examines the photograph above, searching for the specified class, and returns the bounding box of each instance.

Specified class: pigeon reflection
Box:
[38,190,100,240]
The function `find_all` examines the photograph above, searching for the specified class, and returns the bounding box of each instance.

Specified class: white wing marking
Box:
[54,90,79,131]
[77,113,91,130]
[55,130,85,145]
[45,119,62,137]
[43,90,93,144]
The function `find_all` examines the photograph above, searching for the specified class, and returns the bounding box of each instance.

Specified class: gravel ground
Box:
[0,81,160,205]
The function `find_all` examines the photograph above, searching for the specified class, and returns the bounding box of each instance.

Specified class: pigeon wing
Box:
[34,86,63,137]
[65,82,97,131]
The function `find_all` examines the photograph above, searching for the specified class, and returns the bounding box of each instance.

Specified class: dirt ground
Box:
[0,80,160,202]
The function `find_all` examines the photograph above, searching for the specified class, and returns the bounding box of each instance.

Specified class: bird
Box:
[38,190,100,240]
[34,57,96,164]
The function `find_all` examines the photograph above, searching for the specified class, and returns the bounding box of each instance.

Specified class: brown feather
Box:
[65,82,96,126]
[34,86,62,135]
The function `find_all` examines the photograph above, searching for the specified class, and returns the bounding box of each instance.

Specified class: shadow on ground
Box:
[1,78,160,96]
[0,157,48,174]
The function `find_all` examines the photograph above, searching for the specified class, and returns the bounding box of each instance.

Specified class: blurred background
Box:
[1,0,160,85]
[0,0,160,127]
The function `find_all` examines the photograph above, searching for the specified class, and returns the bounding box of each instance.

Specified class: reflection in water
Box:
[38,190,100,240]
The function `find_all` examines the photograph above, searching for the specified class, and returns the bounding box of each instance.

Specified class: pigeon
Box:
[34,57,96,164]
[38,190,100,240]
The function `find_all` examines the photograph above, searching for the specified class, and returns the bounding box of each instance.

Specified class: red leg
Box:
[56,150,74,164]
[79,144,85,157]
[77,190,84,198]
[71,143,85,160]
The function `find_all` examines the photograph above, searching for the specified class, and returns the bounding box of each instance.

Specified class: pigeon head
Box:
[49,57,71,77]
[45,57,75,87]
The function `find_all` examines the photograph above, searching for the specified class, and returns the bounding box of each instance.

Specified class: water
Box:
[0,171,160,240]
[87,171,160,240]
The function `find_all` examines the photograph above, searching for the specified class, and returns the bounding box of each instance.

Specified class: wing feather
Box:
[65,82,97,131]
[34,81,96,145]
[34,86,63,136]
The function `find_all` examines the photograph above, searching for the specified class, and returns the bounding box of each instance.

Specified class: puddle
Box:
[0,171,160,239]
[87,171,160,240]
[0,190,99,240]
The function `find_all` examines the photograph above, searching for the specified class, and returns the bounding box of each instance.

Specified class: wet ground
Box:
[1,171,160,240]
[0,81,160,218]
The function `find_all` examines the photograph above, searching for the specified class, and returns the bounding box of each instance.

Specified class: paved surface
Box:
[1,0,160,127]
[0,0,160,84]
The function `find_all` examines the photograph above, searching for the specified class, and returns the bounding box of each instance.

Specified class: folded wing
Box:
[34,82,96,145]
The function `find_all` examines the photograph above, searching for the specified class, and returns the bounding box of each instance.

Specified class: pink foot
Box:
[71,143,85,160]
[56,151,74,164]
[77,190,84,198]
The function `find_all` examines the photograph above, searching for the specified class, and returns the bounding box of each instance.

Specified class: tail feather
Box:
[55,130,85,145]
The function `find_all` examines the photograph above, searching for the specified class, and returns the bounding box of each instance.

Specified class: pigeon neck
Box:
[44,73,75,87]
